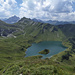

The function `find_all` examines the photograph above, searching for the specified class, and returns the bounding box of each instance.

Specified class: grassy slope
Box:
[0,36,75,75]
[1,56,70,75]
[0,36,33,73]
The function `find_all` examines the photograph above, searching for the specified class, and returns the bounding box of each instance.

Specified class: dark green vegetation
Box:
[39,49,50,54]
[0,17,75,75]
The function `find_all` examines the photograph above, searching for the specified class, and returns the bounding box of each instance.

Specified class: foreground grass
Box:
[1,56,70,75]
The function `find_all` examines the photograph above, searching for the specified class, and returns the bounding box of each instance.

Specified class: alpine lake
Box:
[25,41,67,59]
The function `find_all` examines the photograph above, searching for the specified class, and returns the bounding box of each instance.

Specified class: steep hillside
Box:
[15,17,65,41]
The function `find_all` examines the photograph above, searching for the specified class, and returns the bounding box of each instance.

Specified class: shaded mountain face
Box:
[3,15,20,24]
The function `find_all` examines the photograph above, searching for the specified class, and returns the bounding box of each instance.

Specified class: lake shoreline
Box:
[25,41,67,59]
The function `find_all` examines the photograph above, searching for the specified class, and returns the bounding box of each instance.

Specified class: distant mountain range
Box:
[32,18,43,23]
[1,16,75,25]
[32,18,75,25]
[2,15,20,24]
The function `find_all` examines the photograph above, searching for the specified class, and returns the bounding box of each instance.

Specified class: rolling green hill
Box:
[0,17,75,75]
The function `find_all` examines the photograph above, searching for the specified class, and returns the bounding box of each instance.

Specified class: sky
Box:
[0,0,75,21]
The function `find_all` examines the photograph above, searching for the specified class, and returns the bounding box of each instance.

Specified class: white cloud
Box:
[0,0,17,18]
[0,0,75,21]
[19,0,75,21]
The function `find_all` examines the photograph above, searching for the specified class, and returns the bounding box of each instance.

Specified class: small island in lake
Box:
[39,49,50,54]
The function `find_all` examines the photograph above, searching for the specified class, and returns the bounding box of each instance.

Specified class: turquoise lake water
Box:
[25,41,67,59]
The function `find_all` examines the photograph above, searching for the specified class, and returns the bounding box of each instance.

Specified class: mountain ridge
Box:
[0,17,75,39]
